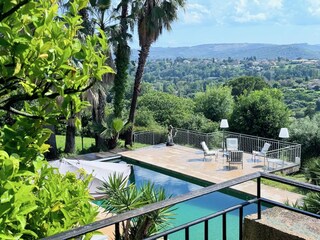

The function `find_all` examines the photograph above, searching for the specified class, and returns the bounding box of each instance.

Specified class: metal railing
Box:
[42,172,320,240]
[133,131,167,145]
[224,131,301,165]
[133,129,301,165]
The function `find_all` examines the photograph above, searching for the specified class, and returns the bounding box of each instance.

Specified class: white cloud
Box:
[181,3,211,24]
[232,0,284,23]
[234,12,267,23]
[235,0,247,14]
[267,0,283,9]
[307,0,320,16]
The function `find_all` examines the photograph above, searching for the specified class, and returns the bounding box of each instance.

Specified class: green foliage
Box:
[0,0,113,121]
[300,192,320,215]
[135,107,158,128]
[230,88,291,138]
[304,158,320,185]
[98,173,174,240]
[226,76,270,98]
[131,58,320,116]
[138,91,195,128]
[0,117,51,169]
[0,118,98,239]
[0,0,113,237]
[182,114,218,133]
[290,113,320,160]
[101,117,125,139]
[195,86,234,122]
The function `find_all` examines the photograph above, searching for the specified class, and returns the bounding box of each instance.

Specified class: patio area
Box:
[121,143,303,204]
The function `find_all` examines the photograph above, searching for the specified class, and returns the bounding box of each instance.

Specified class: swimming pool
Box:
[104,158,262,239]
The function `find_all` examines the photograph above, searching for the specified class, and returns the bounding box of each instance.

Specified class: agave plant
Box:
[98,173,175,240]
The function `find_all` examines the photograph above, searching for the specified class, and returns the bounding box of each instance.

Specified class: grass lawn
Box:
[261,173,307,194]
[56,135,149,154]
[56,135,95,154]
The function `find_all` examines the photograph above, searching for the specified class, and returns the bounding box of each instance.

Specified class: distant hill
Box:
[131,43,320,60]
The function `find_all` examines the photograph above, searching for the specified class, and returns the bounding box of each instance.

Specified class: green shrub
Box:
[290,113,320,161]
[0,118,98,238]
[304,158,320,185]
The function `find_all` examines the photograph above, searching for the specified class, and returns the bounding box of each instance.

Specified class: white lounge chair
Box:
[252,142,271,164]
[200,141,217,161]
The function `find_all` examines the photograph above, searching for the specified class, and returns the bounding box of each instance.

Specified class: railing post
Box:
[185,226,189,240]
[204,220,209,240]
[239,207,243,240]
[187,130,189,145]
[206,133,208,146]
[115,223,120,240]
[222,213,227,240]
[278,140,280,159]
[257,177,261,219]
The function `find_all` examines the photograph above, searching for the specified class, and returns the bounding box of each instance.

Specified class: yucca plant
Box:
[301,192,320,215]
[98,173,175,240]
[304,158,320,185]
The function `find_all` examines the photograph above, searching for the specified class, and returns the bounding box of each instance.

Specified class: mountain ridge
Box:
[130,43,320,60]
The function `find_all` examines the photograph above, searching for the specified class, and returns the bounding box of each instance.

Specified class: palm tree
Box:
[63,0,114,152]
[124,0,185,147]
[112,0,131,119]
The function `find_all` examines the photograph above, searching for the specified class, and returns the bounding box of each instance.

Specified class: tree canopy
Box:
[138,91,195,128]
[194,86,234,122]
[226,76,270,98]
[0,0,112,121]
[230,88,291,138]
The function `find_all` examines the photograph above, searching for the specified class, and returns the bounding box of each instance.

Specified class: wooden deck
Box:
[121,144,303,204]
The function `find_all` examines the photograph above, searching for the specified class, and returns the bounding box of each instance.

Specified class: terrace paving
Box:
[121,144,303,204]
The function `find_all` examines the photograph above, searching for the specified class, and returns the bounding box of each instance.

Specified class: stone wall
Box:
[243,207,320,240]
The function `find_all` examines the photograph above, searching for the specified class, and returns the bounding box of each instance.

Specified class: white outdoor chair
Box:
[226,138,238,151]
[252,142,271,164]
[200,141,217,161]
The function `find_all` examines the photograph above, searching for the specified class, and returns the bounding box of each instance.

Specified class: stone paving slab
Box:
[121,144,303,204]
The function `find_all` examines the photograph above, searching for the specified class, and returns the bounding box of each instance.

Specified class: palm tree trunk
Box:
[125,44,151,147]
[94,89,106,149]
[113,1,129,119]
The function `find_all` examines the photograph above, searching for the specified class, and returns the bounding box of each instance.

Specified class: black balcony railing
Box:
[42,172,320,240]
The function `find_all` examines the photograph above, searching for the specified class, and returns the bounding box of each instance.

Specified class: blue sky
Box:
[131,0,320,48]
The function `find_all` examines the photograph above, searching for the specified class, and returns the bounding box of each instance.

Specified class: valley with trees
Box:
[1,0,320,239]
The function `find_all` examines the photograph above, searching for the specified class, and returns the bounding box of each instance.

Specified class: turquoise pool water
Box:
[123,160,262,240]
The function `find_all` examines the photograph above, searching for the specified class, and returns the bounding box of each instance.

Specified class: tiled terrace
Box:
[121,144,303,204]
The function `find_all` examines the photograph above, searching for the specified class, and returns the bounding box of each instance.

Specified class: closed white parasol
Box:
[49,158,131,198]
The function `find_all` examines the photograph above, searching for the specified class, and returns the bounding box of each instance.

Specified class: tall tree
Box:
[194,86,234,122]
[230,89,291,138]
[75,0,115,150]
[112,0,131,119]
[226,76,270,98]
[125,0,185,147]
